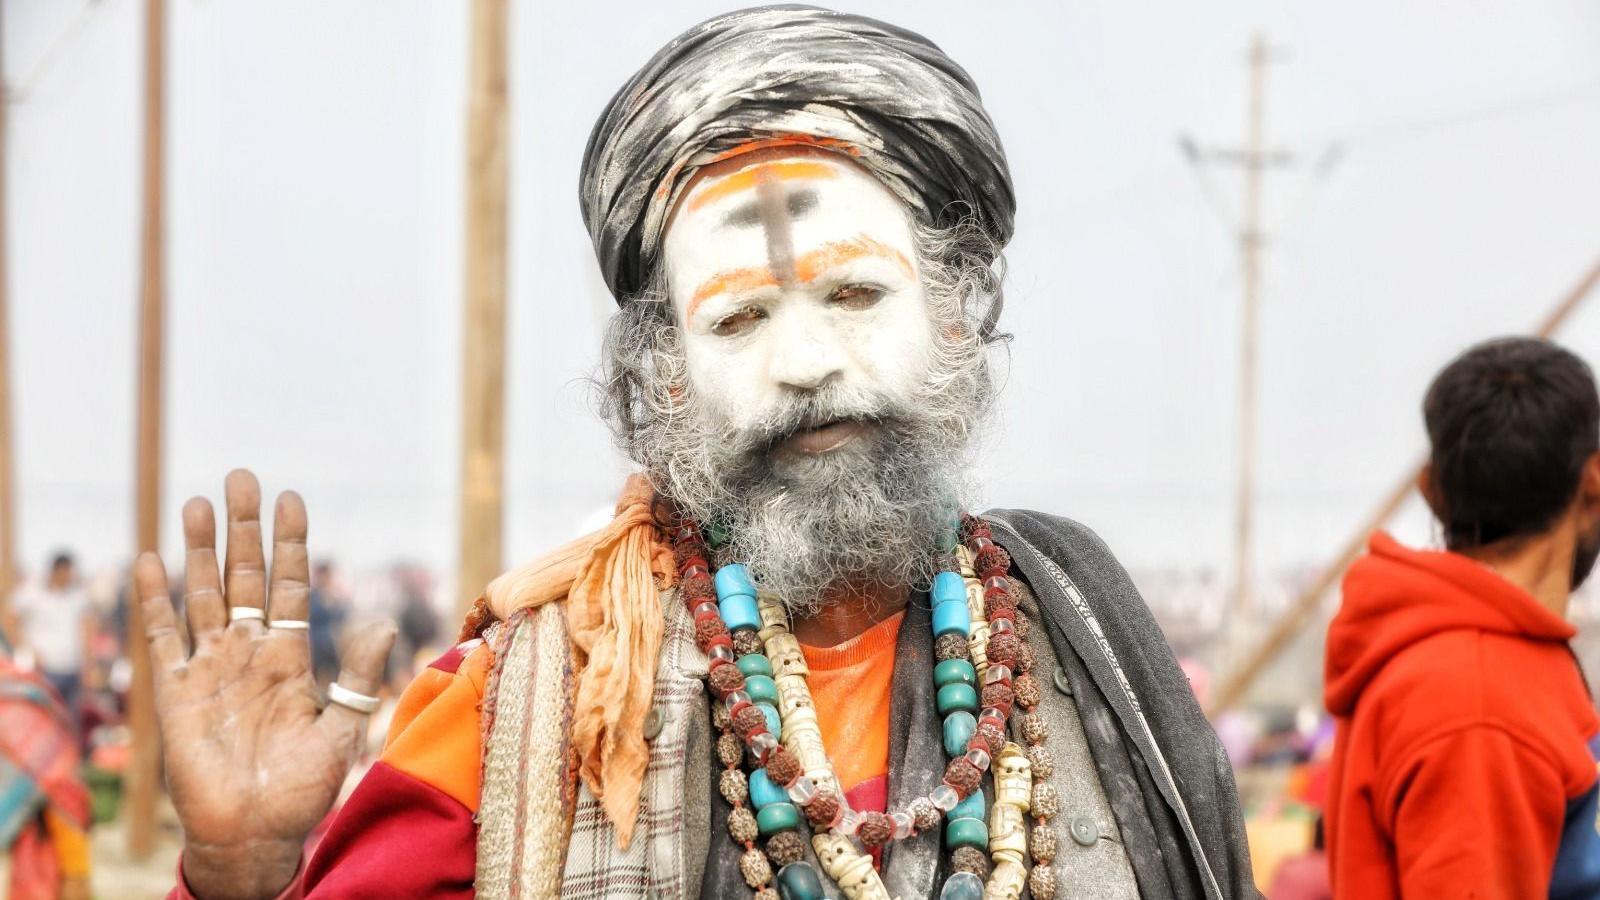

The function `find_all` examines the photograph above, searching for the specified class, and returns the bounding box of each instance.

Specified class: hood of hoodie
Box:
[1324,531,1576,716]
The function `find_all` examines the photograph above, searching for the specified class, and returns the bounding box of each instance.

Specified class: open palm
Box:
[134,470,394,900]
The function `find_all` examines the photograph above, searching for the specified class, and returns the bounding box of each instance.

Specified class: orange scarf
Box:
[479,474,675,847]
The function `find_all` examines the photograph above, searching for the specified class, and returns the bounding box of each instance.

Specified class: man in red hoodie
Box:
[1326,337,1600,898]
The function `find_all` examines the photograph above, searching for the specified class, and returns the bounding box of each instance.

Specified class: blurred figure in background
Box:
[1324,338,1600,897]
[308,561,348,687]
[1268,816,1331,900]
[0,645,92,900]
[9,552,93,722]
[390,562,439,687]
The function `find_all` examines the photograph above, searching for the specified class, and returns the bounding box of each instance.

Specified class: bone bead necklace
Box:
[671,512,1062,900]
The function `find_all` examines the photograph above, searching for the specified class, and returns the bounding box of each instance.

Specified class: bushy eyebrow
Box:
[794,235,913,283]
[689,268,781,317]
[686,234,915,322]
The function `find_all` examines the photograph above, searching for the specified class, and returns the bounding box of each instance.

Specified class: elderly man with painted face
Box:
[142,7,1254,900]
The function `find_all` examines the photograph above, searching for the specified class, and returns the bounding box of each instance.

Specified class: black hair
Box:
[49,551,75,571]
[1423,337,1600,550]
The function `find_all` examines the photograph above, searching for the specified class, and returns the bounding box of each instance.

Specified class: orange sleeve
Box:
[1384,725,1567,898]
[378,643,494,813]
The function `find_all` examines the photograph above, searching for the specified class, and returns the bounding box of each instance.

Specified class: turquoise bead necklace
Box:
[670,508,1055,899]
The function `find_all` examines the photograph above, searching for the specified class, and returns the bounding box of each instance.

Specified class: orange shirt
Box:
[800,611,904,810]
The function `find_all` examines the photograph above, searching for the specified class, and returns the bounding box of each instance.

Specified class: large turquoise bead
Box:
[938,872,985,900]
[736,654,773,677]
[932,571,967,606]
[946,790,985,822]
[944,816,988,850]
[718,593,761,631]
[776,862,826,900]
[757,702,781,738]
[757,801,802,835]
[749,769,786,809]
[931,599,971,638]
[936,683,979,716]
[715,563,756,599]
[942,710,976,757]
[744,674,778,704]
[934,659,977,689]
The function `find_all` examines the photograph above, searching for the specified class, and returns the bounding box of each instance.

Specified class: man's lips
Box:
[780,419,869,454]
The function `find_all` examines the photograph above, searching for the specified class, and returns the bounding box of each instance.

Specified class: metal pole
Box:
[457,0,509,613]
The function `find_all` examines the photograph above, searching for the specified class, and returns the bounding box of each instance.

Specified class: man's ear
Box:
[1417,462,1447,520]
[1579,452,1600,507]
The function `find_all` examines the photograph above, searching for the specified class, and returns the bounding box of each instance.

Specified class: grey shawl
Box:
[986,509,1258,900]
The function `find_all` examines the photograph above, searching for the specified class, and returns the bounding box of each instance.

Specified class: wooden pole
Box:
[457,0,509,613]
[0,12,18,614]
[1232,34,1268,625]
[1207,252,1600,715]
[125,0,166,859]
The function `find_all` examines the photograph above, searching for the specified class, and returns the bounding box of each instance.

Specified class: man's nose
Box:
[766,306,847,392]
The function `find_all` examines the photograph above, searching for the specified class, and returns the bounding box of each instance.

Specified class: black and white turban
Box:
[579,4,1016,303]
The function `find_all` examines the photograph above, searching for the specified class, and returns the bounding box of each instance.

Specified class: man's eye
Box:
[712,307,766,336]
[831,284,885,309]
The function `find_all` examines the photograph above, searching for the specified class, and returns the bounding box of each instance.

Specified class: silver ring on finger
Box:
[268,619,310,631]
[327,682,381,715]
[229,606,267,623]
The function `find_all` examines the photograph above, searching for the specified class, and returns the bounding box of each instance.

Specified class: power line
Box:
[1301,80,1600,153]
[7,0,116,104]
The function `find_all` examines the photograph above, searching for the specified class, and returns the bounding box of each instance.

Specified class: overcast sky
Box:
[6,0,1600,596]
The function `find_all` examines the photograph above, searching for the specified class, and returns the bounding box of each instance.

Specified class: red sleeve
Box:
[299,761,477,898]
[168,643,488,900]
[1385,725,1567,897]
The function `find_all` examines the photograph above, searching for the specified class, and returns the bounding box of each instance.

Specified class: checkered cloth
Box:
[474,589,710,899]
[559,588,710,898]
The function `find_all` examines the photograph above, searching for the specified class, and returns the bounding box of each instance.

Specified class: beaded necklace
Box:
[671,513,1062,900]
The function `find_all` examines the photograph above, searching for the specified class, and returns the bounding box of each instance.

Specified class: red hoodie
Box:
[1324,532,1600,898]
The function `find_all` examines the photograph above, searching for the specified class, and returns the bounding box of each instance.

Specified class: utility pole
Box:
[1233,34,1269,622]
[457,0,509,612]
[126,0,166,859]
[0,10,17,611]
[1179,34,1290,627]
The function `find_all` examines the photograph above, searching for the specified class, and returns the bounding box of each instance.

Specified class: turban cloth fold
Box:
[579,3,1016,303]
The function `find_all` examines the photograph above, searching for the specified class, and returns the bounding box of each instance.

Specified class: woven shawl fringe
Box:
[475,605,577,900]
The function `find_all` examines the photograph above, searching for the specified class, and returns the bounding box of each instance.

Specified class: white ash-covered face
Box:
[662,147,934,467]
[634,145,987,610]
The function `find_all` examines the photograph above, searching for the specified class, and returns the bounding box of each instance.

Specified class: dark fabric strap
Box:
[986,508,1259,900]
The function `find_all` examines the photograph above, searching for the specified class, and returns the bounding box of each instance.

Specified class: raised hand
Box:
[134,470,395,900]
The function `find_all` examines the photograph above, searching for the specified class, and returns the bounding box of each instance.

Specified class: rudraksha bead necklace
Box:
[671,513,1062,900]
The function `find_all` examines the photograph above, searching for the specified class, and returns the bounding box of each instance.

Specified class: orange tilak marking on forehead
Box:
[686,161,839,213]
[794,236,914,282]
[707,135,862,164]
